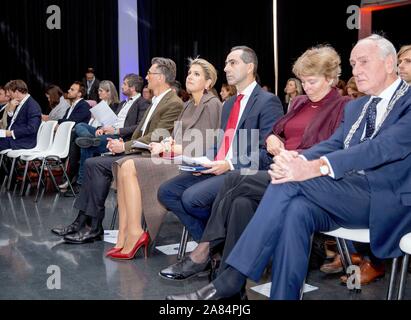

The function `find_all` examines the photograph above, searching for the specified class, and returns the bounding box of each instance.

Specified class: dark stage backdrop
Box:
[137,0,276,95]
[0,0,119,111]
[138,0,364,101]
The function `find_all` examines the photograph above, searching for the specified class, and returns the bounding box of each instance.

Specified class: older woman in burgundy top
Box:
[159,45,351,282]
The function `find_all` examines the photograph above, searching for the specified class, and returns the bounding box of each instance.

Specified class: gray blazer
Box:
[174,92,222,156]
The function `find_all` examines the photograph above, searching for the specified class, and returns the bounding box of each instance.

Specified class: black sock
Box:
[212,266,246,298]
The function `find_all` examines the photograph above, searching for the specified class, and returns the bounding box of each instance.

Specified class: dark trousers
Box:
[226,173,371,300]
[201,170,270,274]
[74,155,124,220]
[157,172,227,241]
[0,138,12,151]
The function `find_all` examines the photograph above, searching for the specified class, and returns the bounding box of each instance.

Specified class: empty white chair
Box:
[398,232,411,299]
[20,121,75,201]
[322,228,399,300]
[6,121,57,191]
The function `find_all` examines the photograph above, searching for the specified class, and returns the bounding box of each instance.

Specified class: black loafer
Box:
[63,227,104,244]
[166,283,221,300]
[159,256,211,281]
[75,137,101,148]
[51,222,80,237]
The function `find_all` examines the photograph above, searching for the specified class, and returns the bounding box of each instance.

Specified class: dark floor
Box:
[0,188,410,300]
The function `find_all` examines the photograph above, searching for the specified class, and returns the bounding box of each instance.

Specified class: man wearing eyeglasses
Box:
[51,57,184,244]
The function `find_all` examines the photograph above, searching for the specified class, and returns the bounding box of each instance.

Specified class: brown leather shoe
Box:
[320,253,363,274]
[340,260,385,285]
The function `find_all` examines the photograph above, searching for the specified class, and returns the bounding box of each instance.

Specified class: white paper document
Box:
[0,129,6,138]
[103,230,118,244]
[155,241,198,255]
[90,100,118,126]
[132,141,150,150]
[250,282,318,298]
[180,156,212,165]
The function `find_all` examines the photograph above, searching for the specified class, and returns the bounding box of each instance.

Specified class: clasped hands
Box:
[269,149,319,184]
[106,138,125,154]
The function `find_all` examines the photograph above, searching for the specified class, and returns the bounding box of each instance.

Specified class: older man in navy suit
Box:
[166,35,411,300]
[0,80,41,151]
[158,46,283,280]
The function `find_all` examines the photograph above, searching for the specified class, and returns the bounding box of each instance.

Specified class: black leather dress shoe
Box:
[51,222,80,237]
[63,227,104,244]
[159,256,211,281]
[166,283,221,300]
[75,137,101,148]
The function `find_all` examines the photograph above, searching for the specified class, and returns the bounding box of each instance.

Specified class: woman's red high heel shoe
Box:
[109,232,150,260]
[105,247,123,257]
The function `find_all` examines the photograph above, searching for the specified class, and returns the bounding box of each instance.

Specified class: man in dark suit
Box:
[74,74,150,185]
[82,67,100,102]
[0,80,41,151]
[51,57,184,244]
[166,35,411,300]
[58,81,91,126]
[157,46,283,280]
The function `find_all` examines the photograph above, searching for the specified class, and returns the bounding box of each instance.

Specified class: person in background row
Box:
[0,80,41,151]
[42,84,70,122]
[284,77,303,113]
[346,76,365,99]
[142,85,153,103]
[0,85,11,129]
[336,79,347,96]
[398,44,411,85]
[82,67,100,102]
[219,83,237,104]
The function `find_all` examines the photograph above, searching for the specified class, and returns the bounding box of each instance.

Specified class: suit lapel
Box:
[236,85,259,130]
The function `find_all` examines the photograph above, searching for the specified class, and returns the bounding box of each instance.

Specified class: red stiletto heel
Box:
[105,247,123,257]
[110,232,150,260]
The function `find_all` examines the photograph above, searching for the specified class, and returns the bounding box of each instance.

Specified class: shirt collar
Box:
[237,81,257,99]
[18,94,30,108]
[375,77,402,101]
[152,88,171,105]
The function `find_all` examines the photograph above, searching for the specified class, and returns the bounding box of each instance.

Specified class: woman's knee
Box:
[120,160,137,179]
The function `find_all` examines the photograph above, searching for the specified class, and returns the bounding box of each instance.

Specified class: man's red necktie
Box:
[215,94,244,161]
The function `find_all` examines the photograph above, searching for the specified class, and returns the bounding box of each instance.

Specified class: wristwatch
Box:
[319,159,330,176]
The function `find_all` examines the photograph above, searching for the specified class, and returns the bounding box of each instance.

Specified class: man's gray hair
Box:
[230,46,258,77]
[151,57,177,85]
[358,34,398,69]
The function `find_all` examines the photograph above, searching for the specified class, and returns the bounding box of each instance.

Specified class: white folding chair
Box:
[20,121,75,202]
[5,121,57,192]
[322,228,399,300]
[398,232,411,299]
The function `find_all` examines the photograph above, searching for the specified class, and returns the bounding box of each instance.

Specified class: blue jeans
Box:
[75,123,118,185]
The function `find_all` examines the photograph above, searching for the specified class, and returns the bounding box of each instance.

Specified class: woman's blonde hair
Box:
[292,45,341,85]
[188,57,218,89]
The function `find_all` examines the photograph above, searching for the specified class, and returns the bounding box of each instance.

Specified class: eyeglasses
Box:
[147,70,162,76]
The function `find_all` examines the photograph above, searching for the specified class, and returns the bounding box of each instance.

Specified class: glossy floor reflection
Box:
[0,190,410,300]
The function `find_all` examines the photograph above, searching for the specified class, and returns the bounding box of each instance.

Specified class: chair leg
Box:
[6,158,16,191]
[177,227,189,261]
[58,159,76,197]
[34,159,46,202]
[397,255,409,300]
[386,257,399,300]
[110,205,118,230]
[20,161,29,196]
[45,162,59,192]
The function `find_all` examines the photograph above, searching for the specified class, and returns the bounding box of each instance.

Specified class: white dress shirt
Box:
[225,81,257,169]
[114,93,140,129]
[323,77,402,178]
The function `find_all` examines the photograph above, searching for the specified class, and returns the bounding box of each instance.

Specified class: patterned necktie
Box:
[215,94,244,161]
[362,97,382,141]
